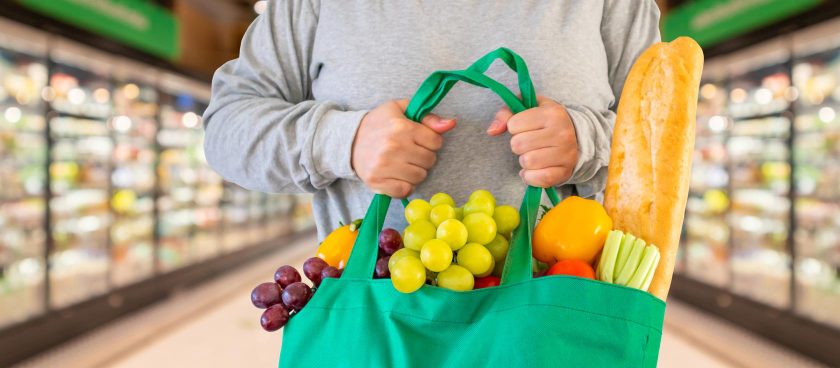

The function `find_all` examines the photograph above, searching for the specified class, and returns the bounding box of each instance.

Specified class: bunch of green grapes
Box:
[389,190,521,293]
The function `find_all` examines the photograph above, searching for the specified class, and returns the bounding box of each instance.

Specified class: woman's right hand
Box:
[351,99,456,198]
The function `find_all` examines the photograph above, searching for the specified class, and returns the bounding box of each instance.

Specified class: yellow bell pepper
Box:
[532,196,612,265]
[316,219,361,269]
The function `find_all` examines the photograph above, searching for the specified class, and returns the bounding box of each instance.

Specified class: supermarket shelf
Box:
[731,110,790,121]
[671,275,840,367]
[0,225,313,367]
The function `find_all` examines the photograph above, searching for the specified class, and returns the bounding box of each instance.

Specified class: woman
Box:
[203,0,660,238]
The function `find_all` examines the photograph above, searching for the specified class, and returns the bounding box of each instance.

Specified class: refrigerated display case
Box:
[0,24,47,328]
[684,60,731,287]
[109,61,158,287]
[675,20,840,363]
[0,16,315,367]
[156,76,222,271]
[47,43,114,309]
[791,31,840,328]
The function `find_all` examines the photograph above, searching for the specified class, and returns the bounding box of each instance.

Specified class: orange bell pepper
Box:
[532,196,612,265]
[316,219,361,269]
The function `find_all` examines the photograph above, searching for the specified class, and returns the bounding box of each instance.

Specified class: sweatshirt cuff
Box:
[560,105,607,199]
[312,109,368,181]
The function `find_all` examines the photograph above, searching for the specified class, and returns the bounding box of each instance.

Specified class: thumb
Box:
[420,113,457,134]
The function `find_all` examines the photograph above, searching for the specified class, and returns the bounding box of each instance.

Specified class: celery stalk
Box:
[597,230,624,283]
[640,248,660,291]
[627,245,660,289]
[615,238,646,286]
[613,233,636,278]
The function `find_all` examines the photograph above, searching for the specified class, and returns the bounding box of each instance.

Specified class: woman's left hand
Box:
[487,95,579,187]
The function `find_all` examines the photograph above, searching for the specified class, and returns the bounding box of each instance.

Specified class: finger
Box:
[412,124,445,151]
[373,179,414,198]
[401,146,437,169]
[507,108,546,135]
[518,147,567,170]
[384,163,428,184]
[520,167,571,188]
[420,114,457,134]
[509,130,558,155]
[487,107,514,136]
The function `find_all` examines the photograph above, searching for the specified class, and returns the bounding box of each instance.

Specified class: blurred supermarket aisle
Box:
[14,234,826,368]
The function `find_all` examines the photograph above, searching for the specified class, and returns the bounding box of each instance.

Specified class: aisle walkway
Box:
[15,234,826,368]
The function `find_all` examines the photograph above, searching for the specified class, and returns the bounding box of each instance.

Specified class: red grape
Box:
[321,266,341,280]
[274,265,301,288]
[303,257,328,286]
[374,256,390,278]
[378,228,403,255]
[260,304,290,331]
[251,282,281,309]
[282,282,312,311]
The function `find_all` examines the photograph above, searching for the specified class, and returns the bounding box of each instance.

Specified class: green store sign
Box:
[663,0,822,47]
[18,0,179,59]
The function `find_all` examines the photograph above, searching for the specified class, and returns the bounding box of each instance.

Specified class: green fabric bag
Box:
[280,48,665,368]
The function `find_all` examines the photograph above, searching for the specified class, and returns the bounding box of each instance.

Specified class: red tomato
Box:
[474,276,501,289]
[545,260,595,279]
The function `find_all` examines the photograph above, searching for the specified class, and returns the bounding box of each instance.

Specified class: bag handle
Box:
[342,48,560,286]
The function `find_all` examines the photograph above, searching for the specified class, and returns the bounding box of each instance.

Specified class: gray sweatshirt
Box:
[203,0,661,240]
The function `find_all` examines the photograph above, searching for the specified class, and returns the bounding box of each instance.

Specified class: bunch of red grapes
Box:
[375,228,403,279]
[251,228,404,332]
[250,258,342,331]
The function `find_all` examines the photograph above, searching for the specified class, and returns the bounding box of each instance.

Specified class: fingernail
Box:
[487,120,501,133]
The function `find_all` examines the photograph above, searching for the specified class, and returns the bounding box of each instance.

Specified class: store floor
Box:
[15,234,827,368]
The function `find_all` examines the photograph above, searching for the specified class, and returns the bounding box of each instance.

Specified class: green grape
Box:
[463,213,497,245]
[493,205,520,235]
[405,199,432,224]
[402,220,436,250]
[454,206,464,220]
[468,189,496,208]
[463,198,494,216]
[485,234,510,262]
[429,204,456,227]
[429,192,456,207]
[391,256,426,293]
[437,264,474,291]
[420,239,453,272]
[435,219,468,250]
[456,243,494,275]
[492,259,505,277]
[389,248,420,270]
[476,257,495,277]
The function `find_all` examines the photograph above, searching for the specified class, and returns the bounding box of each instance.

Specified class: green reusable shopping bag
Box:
[279,48,665,368]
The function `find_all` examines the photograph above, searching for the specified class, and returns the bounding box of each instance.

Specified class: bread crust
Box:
[604,37,704,300]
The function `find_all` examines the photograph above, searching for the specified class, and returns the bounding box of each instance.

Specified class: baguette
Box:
[604,37,704,300]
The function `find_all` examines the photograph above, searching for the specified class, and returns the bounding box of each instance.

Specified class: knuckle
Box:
[396,183,412,198]
[542,170,559,185]
[519,154,530,169]
[510,137,524,154]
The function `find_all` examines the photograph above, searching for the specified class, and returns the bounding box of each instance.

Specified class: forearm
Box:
[203,90,366,193]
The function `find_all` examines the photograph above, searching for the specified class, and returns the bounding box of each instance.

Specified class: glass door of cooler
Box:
[191,102,223,262]
[727,61,794,309]
[792,44,840,328]
[47,50,114,308]
[156,92,220,271]
[109,67,157,287]
[264,194,294,240]
[0,31,48,328]
[221,184,253,253]
[684,76,731,287]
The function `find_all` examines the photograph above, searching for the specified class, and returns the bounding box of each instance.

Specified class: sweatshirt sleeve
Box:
[561,0,661,199]
[202,0,366,194]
